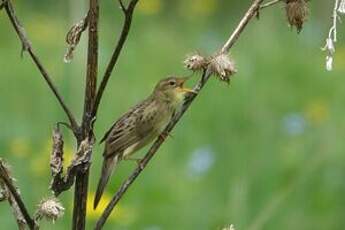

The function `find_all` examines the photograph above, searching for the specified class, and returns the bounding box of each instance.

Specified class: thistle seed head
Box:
[36,197,64,223]
[284,0,309,33]
[184,53,208,71]
[209,53,237,84]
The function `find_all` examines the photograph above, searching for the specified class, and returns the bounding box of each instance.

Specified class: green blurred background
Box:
[1,0,345,229]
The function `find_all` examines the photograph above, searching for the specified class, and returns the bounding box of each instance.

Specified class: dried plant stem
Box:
[3,0,79,135]
[72,0,99,229]
[94,0,264,228]
[331,0,339,42]
[0,160,37,230]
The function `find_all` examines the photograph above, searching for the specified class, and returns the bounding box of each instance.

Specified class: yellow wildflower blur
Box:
[9,138,30,158]
[181,0,217,17]
[26,15,62,46]
[138,0,162,15]
[304,100,329,125]
[335,46,345,71]
[86,192,137,225]
[62,145,75,169]
[30,140,51,176]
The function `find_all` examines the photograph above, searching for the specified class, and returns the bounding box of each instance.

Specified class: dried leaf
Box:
[63,14,89,63]
[50,127,64,177]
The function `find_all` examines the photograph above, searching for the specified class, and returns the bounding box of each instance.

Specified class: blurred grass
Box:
[1,0,345,229]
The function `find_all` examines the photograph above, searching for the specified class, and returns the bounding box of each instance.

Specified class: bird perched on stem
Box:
[94,76,195,209]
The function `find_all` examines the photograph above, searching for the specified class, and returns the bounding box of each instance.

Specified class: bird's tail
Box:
[93,155,119,209]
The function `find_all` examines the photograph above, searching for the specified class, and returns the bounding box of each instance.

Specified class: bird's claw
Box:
[159,132,173,140]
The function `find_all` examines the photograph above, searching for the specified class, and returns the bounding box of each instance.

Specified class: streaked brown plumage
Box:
[93,76,194,209]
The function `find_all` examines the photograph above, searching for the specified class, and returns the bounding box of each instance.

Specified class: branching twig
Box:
[94,0,265,228]
[2,0,80,135]
[92,0,139,117]
[72,0,99,229]
[322,0,342,71]
[118,0,127,13]
[260,0,282,9]
[0,159,37,230]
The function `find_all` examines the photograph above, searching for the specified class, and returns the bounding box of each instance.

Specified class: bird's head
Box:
[153,76,196,103]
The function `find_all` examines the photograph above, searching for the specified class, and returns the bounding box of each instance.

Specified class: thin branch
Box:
[118,0,127,13]
[72,0,99,229]
[92,0,139,117]
[322,0,341,71]
[222,0,264,53]
[3,0,80,135]
[0,159,37,230]
[260,0,282,9]
[95,0,265,228]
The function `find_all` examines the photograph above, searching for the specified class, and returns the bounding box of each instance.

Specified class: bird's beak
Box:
[179,87,197,94]
[177,77,197,94]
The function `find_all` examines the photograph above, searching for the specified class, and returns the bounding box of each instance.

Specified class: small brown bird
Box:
[94,76,195,209]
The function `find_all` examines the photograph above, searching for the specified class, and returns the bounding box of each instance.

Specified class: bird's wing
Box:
[99,98,149,144]
[102,98,156,158]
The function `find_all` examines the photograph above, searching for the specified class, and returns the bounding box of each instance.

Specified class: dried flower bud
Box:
[184,53,208,71]
[0,162,8,201]
[209,53,237,84]
[284,0,309,33]
[0,159,15,187]
[36,197,64,223]
[339,0,345,14]
[0,159,12,176]
[63,15,89,63]
[50,127,64,177]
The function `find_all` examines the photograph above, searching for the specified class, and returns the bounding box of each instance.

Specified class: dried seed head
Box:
[36,197,64,223]
[184,53,208,71]
[209,53,237,84]
[284,0,309,33]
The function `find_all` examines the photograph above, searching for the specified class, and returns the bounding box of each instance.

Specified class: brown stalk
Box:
[72,0,99,229]
[0,159,37,230]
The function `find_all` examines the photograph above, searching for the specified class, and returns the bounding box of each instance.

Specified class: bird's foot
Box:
[159,132,173,140]
[124,156,143,167]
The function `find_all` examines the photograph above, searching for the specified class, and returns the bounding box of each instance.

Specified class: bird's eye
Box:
[168,80,176,86]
